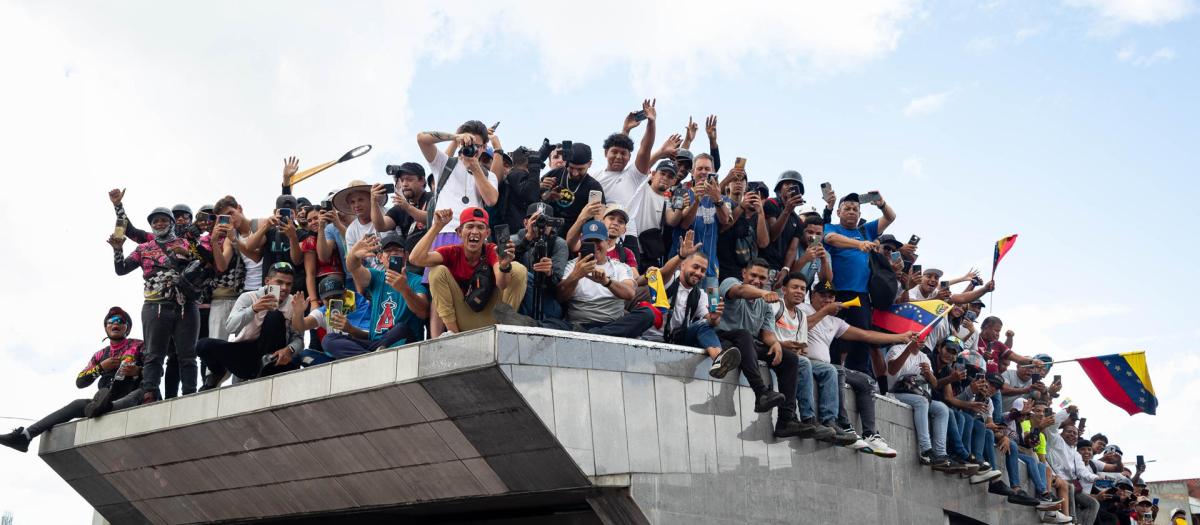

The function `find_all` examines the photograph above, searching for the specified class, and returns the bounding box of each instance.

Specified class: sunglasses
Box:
[880,245,896,253]
[273,262,293,270]
[106,316,127,325]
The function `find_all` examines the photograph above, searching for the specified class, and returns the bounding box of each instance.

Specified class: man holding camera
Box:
[410,207,526,336]
[511,203,568,321]
[625,158,690,273]
[497,147,548,232]
[541,142,604,234]
[371,162,430,238]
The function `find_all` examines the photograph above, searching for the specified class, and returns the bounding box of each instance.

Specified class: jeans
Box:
[681,320,721,351]
[1073,485,1100,525]
[141,301,200,398]
[321,323,416,359]
[1006,451,1048,493]
[808,361,840,422]
[893,393,948,456]
[718,329,799,420]
[519,270,563,321]
[831,290,873,376]
[195,311,299,381]
[834,364,877,436]
[165,306,211,399]
[991,391,1003,422]
[540,307,655,338]
[946,409,972,459]
[795,358,839,422]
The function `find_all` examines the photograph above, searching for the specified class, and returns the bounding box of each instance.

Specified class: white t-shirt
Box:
[345,218,383,270]
[593,163,648,215]
[563,257,635,324]
[910,285,937,301]
[770,302,810,348]
[430,150,499,230]
[1001,369,1034,413]
[799,303,848,364]
[625,183,668,238]
[643,271,709,342]
[885,343,930,389]
[236,230,263,291]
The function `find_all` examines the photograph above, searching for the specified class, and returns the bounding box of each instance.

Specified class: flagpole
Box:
[917,307,951,340]
[1018,351,1147,368]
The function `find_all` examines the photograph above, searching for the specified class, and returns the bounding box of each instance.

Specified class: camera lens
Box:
[461,144,477,157]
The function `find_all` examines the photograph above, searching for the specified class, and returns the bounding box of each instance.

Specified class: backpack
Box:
[859,225,898,310]
[662,277,703,345]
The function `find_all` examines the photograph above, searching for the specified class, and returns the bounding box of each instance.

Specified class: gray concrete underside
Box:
[42,326,1042,524]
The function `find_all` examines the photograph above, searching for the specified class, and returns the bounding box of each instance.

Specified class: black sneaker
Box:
[975,461,991,474]
[199,368,232,392]
[955,456,980,476]
[934,456,965,473]
[803,418,835,440]
[0,427,30,453]
[988,480,1018,497]
[492,303,539,328]
[825,420,859,446]
[1037,491,1063,510]
[774,418,805,439]
[753,391,785,413]
[1007,492,1040,506]
[709,347,742,379]
[919,449,935,466]
[84,388,115,418]
[928,454,951,468]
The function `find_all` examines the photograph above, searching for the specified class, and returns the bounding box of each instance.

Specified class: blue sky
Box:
[1,0,1196,522]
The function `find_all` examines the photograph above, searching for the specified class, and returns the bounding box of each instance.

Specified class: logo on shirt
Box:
[557,188,576,208]
[374,296,398,334]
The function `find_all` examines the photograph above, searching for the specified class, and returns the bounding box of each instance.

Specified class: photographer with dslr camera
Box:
[511,203,568,321]
[496,146,548,232]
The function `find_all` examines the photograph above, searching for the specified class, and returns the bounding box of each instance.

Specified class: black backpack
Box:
[859,225,898,311]
[663,277,703,345]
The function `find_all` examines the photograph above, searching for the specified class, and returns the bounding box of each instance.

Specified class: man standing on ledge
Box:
[410,207,526,336]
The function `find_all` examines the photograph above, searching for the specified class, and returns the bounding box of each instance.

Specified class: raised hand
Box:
[108,188,126,206]
[642,98,657,122]
[432,209,453,229]
[350,234,381,260]
[659,134,683,159]
[705,115,717,142]
[761,291,780,304]
[283,156,299,184]
[679,230,702,259]
[107,234,126,250]
[685,117,698,144]
[497,239,516,268]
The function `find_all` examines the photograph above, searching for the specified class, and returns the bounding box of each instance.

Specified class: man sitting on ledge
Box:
[494,220,656,338]
[409,207,526,336]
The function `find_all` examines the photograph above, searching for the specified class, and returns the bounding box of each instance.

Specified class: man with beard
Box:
[326,232,428,357]
[0,307,147,452]
[671,153,732,291]
[372,162,430,238]
[510,203,569,320]
[410,207,527,335]
[625,158,690,272]
[542,142,604,234]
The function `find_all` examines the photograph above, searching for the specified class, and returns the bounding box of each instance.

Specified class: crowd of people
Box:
[0,101,1164,524]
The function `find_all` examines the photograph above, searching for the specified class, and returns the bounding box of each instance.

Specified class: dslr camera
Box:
[460,143,478,158]
[385,165,404,177]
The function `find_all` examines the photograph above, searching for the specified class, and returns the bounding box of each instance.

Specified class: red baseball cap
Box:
[459,207,489,226]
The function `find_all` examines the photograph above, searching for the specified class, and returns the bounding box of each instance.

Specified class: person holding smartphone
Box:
[325,232,429,358]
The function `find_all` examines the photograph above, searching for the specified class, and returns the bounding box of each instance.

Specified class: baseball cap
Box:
[317,275,346,300]
[1012,397,1028,412]
[797,204,819,217]
[812,280,837,295]
[581,220,607,242]
[525,202,556,219]
[393,162,426,179]
[1104,444,1124,456]
[676,149,694,163]
[878,234,902,249]
[379,232,406,249]
[570,143,592,165]
[276,195,298,210]
[1136,496,1151,505]
[985,372,1005,386]
[1114,476,1134,490]
[459,207,489,226]
[969,299,986,308]
[840,193,861,206]
[603,203,629,223]
[654,158,678,176]
[481,146,494,159]
[923,268,944,279]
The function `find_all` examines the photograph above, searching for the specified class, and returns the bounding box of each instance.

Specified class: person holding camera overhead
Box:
[540,142,604,236]
[510,203,568,321]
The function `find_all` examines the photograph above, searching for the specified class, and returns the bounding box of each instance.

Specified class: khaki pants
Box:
[429,263,528,331]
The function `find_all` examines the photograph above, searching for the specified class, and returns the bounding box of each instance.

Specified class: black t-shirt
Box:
[542,169,604,239]
[257,227,313,291]
[932,356,974,404]
[762,198,804,271]
[717,209,757,281]
[384,192,431,237]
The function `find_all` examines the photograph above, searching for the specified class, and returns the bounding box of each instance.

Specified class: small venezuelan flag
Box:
[993,234,1018,278]
[1058,398,1072,408]
[1077,352,1158,416]
[872,300,951,340]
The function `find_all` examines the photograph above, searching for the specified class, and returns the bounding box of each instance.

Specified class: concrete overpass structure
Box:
[41,326,1043,524]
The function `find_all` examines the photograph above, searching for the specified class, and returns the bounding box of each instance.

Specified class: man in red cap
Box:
[0,307,147,453]
[410,207,526,335]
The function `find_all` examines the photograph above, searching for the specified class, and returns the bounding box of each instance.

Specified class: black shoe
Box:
[1007,493,1040,506]
[988,480,1019,497]
[754,391,785,413]
[955,456,980,476]
[708,347,741,379]
[803,418,835,440]
[934,456,965,473]
[84,388,115,418]
[919,449,935,466]
[0,427,30,453]
[822,419,859,446]
[1038,491,1063,505]
[492,303,539,328]
[928,454,951,468]
[199,369,231,392]
[774,418,805,439]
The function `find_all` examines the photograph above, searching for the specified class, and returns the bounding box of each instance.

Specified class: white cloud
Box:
[1118,44,1177,66]
[1117,44,1138,61]
[902,154,925,179]
[965,36,1000,53]
[1141,46,1178,65]
[1062,0,1196,25]
[903,89,956,116]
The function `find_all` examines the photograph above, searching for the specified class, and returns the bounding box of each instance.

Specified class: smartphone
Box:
[264,285,281,307]
[579,242,595,261]
[820,182,832,201]
[196,211,210,223]
[706,286,719,309]
[113,218,127,241]
[1137,455,1144,468]
[867,191,881,203]
[632,110,647,122]
[903,260,913,273]
[279,208,292,219]
[1043,407,1053,417]
[217,214,231,225]
[589,190,602,204]
[388,255,404,274]
[734,157,746,171]
[492,121,500,131]
[381,183,396,194]
[890,252,901,263]
[1152,498,1159,506]
[908,234,920,246]
[939,281,949,290]
[1032,373,1042,384]
[493,224,510,256]
[788,186,800,198]
[1079,417,1086,428]
[913,264,922,274]
[1053,375,1061,384]
[322,200,333,212]
[327,299,344,332]
[809,234,821,248]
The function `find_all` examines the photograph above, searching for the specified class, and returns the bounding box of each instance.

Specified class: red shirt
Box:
[300,236,344,278]
[978,340,1012,374]
[435,244,498,293]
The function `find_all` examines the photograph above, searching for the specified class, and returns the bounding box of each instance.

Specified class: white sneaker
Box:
[969,470,1002,484]
[864,434,898,458]
[437,330,457,339]
[1039,510,1072,524]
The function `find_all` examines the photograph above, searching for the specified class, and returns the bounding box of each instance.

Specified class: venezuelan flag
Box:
[644,268,670,314]
[872,300,951,336]
[992,234,1018,277]
[1077,352,1158,416]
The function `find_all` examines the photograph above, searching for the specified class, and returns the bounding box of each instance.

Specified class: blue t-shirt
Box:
[823,219,880,293]
[364,267,427,345]
[324,223,354,290]
[670,191,729,281]
[313,292,373,332]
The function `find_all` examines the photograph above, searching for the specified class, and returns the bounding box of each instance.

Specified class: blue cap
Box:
[581,220,607,242]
